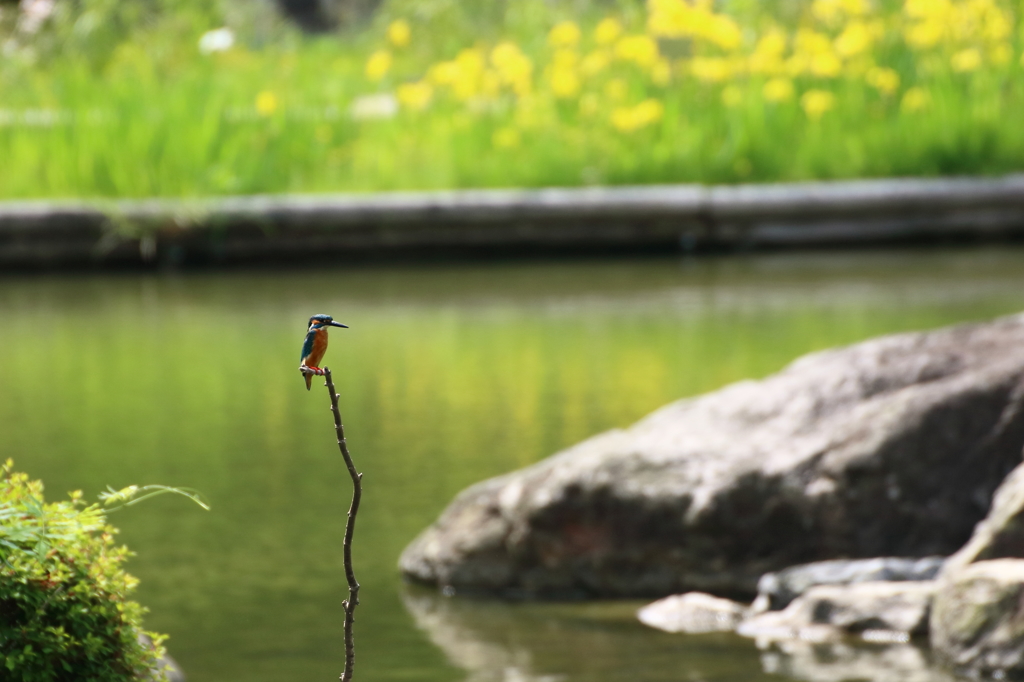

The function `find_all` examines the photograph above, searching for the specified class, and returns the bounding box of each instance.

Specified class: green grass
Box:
[1,0,1023,199]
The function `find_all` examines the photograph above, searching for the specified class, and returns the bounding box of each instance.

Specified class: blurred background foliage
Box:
[0,0,1022,197]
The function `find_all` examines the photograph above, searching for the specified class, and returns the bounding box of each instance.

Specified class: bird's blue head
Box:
[308,314,348,330]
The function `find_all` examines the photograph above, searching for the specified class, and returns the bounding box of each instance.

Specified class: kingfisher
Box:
[299,314,348,390]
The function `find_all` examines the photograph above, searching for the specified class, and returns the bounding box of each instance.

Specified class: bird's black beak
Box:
[330,322,348,328]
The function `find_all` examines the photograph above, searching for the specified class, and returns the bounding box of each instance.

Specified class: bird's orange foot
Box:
[300,365,326,376]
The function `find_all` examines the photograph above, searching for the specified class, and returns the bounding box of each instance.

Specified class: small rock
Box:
[753,557,945,612]
[738,608,840,644]
[637,592,747,633]
[931,559,1024,679]
[739,581,935,642]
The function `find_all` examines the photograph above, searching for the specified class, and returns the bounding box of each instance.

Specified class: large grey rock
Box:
[739,581,936,642]
[754,557,945,612]
[931,559,1024,679]
[638,592,747,633]
[400,314,1024,597]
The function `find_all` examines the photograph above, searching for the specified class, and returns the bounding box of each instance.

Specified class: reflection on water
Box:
[759,639,954,682]
[2,249,1024,681]
[402,587,773,682]
[403,588,955,682]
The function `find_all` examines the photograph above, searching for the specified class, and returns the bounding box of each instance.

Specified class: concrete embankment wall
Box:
[3,175,1024,268]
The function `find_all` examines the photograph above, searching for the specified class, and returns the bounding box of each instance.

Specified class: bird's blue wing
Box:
[300,328,317,361]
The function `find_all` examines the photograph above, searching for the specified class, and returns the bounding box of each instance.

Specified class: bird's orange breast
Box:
[306,328,329,367]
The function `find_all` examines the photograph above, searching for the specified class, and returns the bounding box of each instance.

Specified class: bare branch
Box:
[322,368,362,682]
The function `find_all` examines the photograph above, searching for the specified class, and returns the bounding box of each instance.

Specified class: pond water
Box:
[3,248,1024,682]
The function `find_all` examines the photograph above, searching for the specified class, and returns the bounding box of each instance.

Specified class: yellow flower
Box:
[763,78,794,102]
[901,86,931,112]
[552,48,579,69]
[365,50,392,81]
[610,98,664,132]
[755,29,787,57]
[255,90,278,116]
[905,19,942,49]
[615,34,660,68]
[581,50,612,77]
[690,57,733,82]
[396,81,433,110]
[387,20,411,48]
[721,85,743,107]
[793,29,841,76]
[429,49,486,100]
[704,14,743,50]
[454,49,486,99]
[549,21,582,48]
[492,42,528,71]
[595,18,623,45]
[491,42,534,95]
[429,60,461,86]
[951,48,982,72]
[549,67,581,98]
[604,78,628,101]
[749,29,787,75]
[903,0,937,19]
[492,126,521,149]
[810,52,842,77]
[865,67,900,94]
[834,20,875,58]
[800,89,836,119]
[457,48,486,74]
[646,0,741,50]
[646,0,696,38]
[795,29,833,56]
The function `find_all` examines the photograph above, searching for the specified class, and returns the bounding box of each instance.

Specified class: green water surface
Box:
[3,249,1024,682]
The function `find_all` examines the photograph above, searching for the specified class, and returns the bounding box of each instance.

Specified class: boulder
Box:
[739,581,936,642]
[930,559,1024,679]
[638,592,747,633]
[400,314,1024,597]
[753,556,945,612]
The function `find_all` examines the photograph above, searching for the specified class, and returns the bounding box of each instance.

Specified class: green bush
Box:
[0,460,169,682]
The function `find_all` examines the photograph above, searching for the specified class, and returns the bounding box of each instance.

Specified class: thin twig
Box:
[323,367,362,682]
